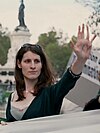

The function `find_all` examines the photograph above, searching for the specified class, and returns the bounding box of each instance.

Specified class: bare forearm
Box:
[71,59,86,75]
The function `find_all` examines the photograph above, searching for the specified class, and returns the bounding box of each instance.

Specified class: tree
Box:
[0,24,11,65]
[37,28,58,49]
[75,0,100,37]
[75,0,100,10]
[46,43,72,77]
[37,28,72,77]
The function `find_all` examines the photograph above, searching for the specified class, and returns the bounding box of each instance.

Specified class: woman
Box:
[2,24,96,123]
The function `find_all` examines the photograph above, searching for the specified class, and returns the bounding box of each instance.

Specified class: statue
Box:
[18,0,26,27]
[15,0,29,31]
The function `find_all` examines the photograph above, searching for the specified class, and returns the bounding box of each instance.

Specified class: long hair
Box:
[15,43,55,101]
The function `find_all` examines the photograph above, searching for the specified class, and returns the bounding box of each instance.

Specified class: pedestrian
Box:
[0,24,96,124]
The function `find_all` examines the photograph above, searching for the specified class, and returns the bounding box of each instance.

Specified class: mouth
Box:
[28,71,37,74]
[29,71,37,72]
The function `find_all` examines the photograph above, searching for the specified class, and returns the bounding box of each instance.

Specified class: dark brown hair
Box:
[15,43,55,101]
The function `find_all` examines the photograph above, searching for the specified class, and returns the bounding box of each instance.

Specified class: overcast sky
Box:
[0,0,99,47]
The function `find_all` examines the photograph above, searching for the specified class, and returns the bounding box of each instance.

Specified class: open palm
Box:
[71,24,96,62]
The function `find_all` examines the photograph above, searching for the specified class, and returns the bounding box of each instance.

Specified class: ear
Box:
[17,60,22,68]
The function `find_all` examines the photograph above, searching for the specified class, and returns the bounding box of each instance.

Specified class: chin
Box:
[25,74,39,80]
[28,76,38,80]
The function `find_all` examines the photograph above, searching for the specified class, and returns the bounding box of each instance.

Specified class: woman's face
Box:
[17,51,42,81]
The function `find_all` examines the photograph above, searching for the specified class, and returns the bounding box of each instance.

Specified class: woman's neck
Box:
[24,78,38,93]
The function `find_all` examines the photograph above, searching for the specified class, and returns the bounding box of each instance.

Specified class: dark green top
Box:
[6,68,80,122]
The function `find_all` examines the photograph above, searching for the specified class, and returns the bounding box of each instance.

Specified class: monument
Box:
[0,0,31,83]
[15,0,28,31]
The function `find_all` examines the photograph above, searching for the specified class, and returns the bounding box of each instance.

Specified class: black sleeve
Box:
[83,96,100,111]
[0,117,7,123]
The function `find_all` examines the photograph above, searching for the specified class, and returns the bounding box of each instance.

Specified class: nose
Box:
[30,60,35,68]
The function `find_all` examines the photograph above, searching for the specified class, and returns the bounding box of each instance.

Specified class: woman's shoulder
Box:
[7,91,16,101]
[10,91,17,102]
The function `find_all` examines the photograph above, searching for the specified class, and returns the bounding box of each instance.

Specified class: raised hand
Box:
[70,24,96,75]
[71,24,96,62]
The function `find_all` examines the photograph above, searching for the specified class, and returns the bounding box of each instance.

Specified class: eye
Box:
[24,59,31,63]
[34,59,41,63]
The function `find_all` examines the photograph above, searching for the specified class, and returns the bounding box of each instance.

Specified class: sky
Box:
[0,0,99,47]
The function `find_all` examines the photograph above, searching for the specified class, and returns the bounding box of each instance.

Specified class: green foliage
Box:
[0,27,11,65]
[37,30,58,49]
[3,91,11,98]
[0,85,11,104]
[37,28,73,77]
[46,43,72,77]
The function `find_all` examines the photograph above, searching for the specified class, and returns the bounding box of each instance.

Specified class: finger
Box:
[91,34,96,43]
[86,25,89,40]
[77,25,81,39]
[81,24,84,38]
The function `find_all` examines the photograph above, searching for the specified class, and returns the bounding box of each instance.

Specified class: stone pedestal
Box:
[0,27,31,82]
[6,27,31,68]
